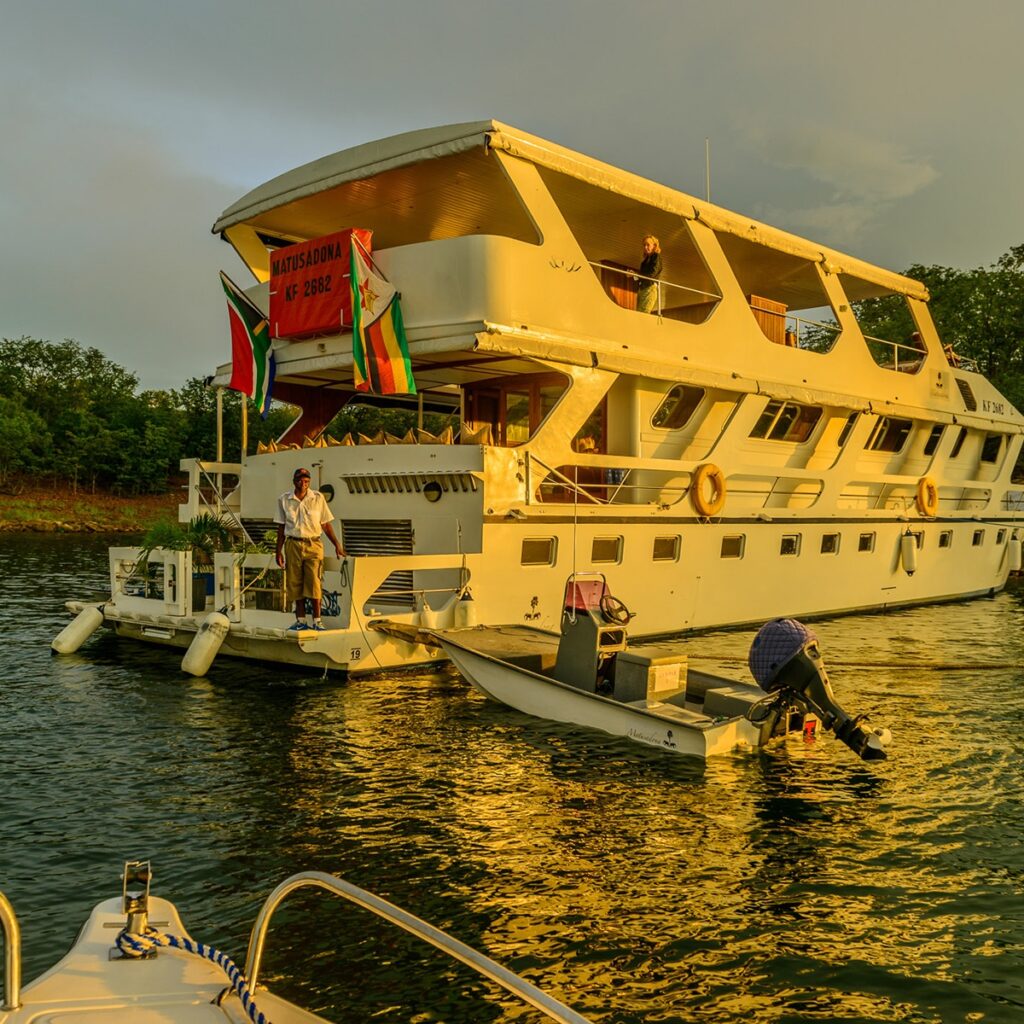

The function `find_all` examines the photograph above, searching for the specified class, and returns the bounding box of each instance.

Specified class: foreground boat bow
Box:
[0,861,592,1024]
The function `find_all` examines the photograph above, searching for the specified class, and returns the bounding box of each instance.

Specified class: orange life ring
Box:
[916,475,939,517]
[692,463,727,517]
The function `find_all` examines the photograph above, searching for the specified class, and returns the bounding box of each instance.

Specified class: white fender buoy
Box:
[1009,536,1022,572]
[181,611,230,677]
[419,604,440,629]
[52,605,104,654]
[454,590,478,628]
[901,533,918,576]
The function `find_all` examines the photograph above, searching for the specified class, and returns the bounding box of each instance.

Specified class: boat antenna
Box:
[705,138,711,203]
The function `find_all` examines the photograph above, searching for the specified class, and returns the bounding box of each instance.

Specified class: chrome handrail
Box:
[0,890,22,1011]
[244,871,593,1024]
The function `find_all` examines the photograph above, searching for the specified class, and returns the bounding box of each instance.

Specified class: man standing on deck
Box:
[275,467,344,632]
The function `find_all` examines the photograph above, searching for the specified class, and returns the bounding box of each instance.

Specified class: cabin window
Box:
[981,434,1003,464]
[923,425,944,456]
[997,529,1006,544]
[820,533,840,554]
[749,401,822,443]
[780,535,801,556]
[592,537,623,564]
[652,385,704,429]
[463,373,568,447]
[950,427,968,459]
[837,413,858,448]
[653,536,680,561]
[939,530,952,549]
[858,532,875,552]
[972,529,985,547]
[909,531,924,549]
[721,535,745,558]
[866,417,912,453]
[521,538,557,566]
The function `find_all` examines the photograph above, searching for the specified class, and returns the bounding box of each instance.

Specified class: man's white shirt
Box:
[275,489,335,539]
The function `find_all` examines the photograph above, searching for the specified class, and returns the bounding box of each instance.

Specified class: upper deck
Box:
[208,120,1020,445]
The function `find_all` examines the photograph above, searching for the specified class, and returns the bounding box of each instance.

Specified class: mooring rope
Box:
[116,926,269,1024]
[688,655,1019,671]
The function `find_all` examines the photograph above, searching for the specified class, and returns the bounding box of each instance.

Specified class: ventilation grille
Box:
[955,378,977,411]
[341,519,414,556]
[342,472,478,495]
[366,570,416,610]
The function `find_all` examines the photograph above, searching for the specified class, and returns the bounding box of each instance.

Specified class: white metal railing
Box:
[590,261,721,317]
[863,334,927,373]
[244,872,593,1024]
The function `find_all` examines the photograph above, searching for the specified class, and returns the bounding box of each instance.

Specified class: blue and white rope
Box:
[116,926,270,1024]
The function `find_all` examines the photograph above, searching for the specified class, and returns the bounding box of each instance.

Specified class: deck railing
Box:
[244,872,593,1024]
[590,261,721,319]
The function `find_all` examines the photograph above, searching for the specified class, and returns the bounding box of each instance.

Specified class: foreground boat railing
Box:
[0,889,22,1011]
[245,871,593,1024]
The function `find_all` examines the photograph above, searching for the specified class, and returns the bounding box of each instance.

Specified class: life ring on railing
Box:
[691,463,727,517]
[916,475,939,517]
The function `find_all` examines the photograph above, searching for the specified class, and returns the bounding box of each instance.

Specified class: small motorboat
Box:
[434,575,891,761]
[0,860,592,1024]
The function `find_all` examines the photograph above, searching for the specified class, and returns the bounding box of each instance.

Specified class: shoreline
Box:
[0,486,180,535]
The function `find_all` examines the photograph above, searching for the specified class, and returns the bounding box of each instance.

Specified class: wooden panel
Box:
[748,293,787,344]
[600,261,638,310]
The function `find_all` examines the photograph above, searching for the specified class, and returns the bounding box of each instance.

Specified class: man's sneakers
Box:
[288,620,327,633]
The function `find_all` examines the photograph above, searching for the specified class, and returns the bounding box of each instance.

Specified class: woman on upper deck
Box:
[637,235,663,314]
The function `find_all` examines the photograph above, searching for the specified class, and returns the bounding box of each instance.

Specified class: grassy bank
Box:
[0,487,181,534]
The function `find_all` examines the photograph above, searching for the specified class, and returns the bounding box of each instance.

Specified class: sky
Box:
[2,0,1022,390]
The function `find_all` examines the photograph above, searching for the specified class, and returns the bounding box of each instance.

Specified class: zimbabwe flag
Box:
[221,271,275,416]
[350,237,416,395]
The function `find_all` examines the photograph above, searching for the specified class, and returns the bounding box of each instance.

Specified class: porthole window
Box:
[939,530,953,549]
[653,536,681,561]
[592,537,623,564]
[997,529,1006,544]
[780,535,801,556]
[521,538,557,565]
[951,427,968,459]
[972,529,985,547]
[981,434,1003,464]
[866,417,912,453]
[923,425,944,457]
[837,413,858,448]
[721,535,745,559]
[821,533,840,554]
[858,532,875,552]
[749,400,822,442]
[652,385,704,430]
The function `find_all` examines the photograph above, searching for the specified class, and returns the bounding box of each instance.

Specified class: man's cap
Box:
[293,467,311,479]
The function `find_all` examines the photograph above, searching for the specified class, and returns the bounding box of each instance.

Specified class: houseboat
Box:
[57,120,1024,674]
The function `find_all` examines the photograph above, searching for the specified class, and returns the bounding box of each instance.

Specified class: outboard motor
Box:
[749,619,891,761]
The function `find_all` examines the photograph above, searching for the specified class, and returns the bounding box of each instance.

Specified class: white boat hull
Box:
[438,636,765,759]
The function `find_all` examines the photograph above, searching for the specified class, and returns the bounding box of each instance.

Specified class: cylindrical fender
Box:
[52,605,105,654]
[916,476,939,517]
[691,463,727,517]
[181,611,230,677]
[454,590,478,628]
[1008,535,1022,573]
[901,533,918,576]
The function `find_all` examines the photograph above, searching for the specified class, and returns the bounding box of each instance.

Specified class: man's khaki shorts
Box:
[284,537,324,603]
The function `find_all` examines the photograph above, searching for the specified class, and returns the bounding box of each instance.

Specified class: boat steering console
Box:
[748,619,892,761]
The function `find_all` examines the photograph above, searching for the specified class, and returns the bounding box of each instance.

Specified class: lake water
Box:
[2,533,1023,1023]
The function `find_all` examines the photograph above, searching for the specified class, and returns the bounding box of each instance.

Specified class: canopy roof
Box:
[213,120,927,301]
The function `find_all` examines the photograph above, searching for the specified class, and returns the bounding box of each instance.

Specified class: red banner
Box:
[269,227,372,340]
